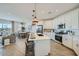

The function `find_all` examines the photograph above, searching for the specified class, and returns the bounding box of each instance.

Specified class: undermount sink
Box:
[37,33,43,36]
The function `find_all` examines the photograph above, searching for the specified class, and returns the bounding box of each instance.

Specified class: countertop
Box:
[19,32,27,33]
[29,33,50,41]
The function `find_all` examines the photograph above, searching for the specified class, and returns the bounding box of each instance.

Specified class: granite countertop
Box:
[29,33,50,41]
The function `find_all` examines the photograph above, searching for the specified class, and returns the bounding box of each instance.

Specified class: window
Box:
[0,24,2,28]
[3,24,7,29]
[0,22,12,36]
[7,24,12,28]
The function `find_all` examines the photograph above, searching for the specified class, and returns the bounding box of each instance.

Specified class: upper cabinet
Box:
[52,18,59,29]
[64,8,79,29]
[64,11,73,29]
[38,8,79,30]
[71,9,79,29]
[52,8,79,30]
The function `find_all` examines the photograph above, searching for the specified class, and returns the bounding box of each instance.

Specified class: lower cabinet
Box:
[63,35,79,55]
[62,35,73,49]
[73,37,79,55]
[34,40,50,56]
[51,33,55,40]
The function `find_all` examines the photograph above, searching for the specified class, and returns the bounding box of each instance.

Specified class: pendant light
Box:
[32,3,38,25]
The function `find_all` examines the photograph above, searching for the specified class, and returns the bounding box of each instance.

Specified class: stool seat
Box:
[25,41,34,56]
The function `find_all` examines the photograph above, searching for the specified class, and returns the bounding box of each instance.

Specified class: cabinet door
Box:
[64,12,73,29]
[58,15,65,24]
[73,37,79,55]
[62,35,73,49]
[52,20,55,29]
[51,33,55,40]
[67,35,73,49]
[62,35,68,47]
[71,9,79,29]
[52,18,58,29]
[34,40,50,56]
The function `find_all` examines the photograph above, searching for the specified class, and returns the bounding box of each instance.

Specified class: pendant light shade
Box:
[32,3,38,25]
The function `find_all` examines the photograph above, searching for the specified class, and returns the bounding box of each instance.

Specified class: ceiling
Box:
[0,3,79,22]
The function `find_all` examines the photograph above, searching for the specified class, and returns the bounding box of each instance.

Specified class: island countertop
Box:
[29,33,50,41]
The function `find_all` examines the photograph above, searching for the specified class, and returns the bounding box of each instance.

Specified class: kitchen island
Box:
[29,33,50,56]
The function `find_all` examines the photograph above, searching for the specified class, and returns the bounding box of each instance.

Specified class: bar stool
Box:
[25,33,34,56]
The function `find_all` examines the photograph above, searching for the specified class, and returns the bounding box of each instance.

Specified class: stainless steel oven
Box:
[55,35,62,43]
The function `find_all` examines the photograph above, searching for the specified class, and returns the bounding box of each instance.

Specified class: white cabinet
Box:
[73,36,79,55]
[62,35,73,49]
[51,33,55,40]
[64,11,73,29]
[52,18,58,29]
[63,35,79,55]
[52,8,79,29]
[52,14,65,29]
[64,8,79,29]
[71,9,79,29]
[58,15,65,25]
[52,20,55,29]
[34,39,50,56]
